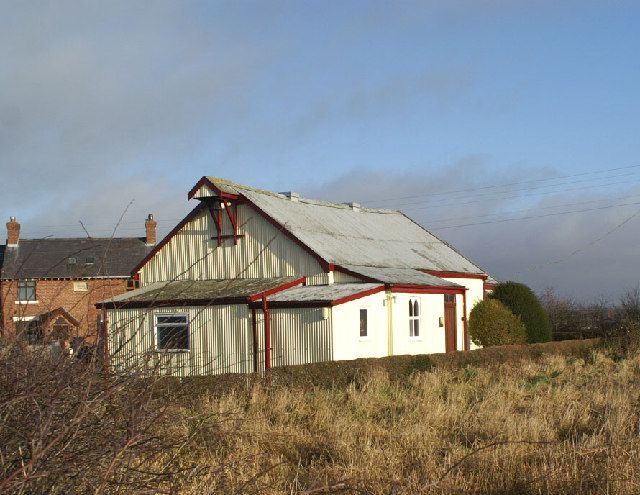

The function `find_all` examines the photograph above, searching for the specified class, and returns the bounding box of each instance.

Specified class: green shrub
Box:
[469,298,527,347]
[490,282,552,343]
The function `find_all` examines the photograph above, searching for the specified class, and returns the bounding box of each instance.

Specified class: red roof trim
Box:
[331,285,385,306]
[187,177,239,201]
[241,194,332,271]
[246,277,306,302]
[248,284,386,309]
[419,270,488,280]
[390,284,466,295]
[130,204,204,276]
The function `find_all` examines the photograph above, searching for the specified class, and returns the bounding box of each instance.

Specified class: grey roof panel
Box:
[0,238,151,279]
[340,265,462,286]
[101,277,300,305]
[207,179,486,274]
[269,283,383,303]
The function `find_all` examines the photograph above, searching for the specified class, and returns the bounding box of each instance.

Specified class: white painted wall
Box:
[331,292,388,361]
[391,292,448,355]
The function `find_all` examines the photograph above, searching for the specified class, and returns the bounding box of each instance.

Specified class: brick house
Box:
[0,216,156,350]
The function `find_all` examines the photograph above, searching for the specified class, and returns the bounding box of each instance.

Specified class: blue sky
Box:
[1,1,639,299]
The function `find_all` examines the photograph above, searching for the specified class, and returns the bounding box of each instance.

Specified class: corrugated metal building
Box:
[100,177,495,375]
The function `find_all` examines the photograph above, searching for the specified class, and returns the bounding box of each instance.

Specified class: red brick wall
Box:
[0,278,130,344]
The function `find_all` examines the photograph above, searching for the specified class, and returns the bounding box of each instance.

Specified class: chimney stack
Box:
[6,216,20,247]
[145,214,157,246]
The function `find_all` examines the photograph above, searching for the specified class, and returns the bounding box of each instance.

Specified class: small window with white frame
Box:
[155,314,190,351]
[17,280,37,302]
[359,308,368,338]
[409,298,420,337]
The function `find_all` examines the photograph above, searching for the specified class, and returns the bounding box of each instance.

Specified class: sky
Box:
[1,0,639,301]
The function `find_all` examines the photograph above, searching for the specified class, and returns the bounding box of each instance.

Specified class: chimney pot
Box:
[6,216,20,247]
[145,214,157,246]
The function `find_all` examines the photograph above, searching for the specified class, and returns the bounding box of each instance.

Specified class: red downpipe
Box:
[462,290,469,351]
[262,296,271,370]
[251,308,258,373]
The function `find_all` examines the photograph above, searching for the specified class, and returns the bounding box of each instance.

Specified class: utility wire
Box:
[364,163,640,204]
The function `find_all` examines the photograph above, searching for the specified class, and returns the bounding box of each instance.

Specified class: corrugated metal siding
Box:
[269,307,333,367]
[140,204,324,285]
[192,184,215,199]
[306,273,330,286]
[333,270,362,283]
[108,304,255,376]
[107,304,332,375]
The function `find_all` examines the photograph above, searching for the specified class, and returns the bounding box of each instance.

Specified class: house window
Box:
[16,319,42,344]
[359,309,368,337]
[17,280,37,302]
[409,298,420,337]
[155,314,190,351]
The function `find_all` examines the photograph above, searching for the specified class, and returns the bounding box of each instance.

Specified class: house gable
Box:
[138,201,326,285]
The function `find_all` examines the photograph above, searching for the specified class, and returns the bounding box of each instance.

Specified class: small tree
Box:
[469,299,527,347]
[490,282,552,343]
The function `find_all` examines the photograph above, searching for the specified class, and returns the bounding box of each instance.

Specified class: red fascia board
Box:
[390,284,466,295]
[331,285,385,306]
[130,204,204,277]
[187,177,239,201]
[248,285,385,309]
[419,269,488,280]
[240,194,332,271]
[99,296,248,310]
[246,277,306,302]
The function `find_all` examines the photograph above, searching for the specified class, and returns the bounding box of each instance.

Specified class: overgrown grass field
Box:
[2,339,640,494]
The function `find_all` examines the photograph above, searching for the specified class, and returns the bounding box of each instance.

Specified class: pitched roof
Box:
[0,238,151,279]
[204,177,486,275]
[100,277,302,308]
[338,265,463,286]
[268,283,383,304]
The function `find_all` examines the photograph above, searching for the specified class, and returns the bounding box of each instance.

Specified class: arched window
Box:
[409,298,420,337]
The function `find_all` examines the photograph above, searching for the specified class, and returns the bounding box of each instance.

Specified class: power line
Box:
[363,163,640,204]
[430,199,640,231]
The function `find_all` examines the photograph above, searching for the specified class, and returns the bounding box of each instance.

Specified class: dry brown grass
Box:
[3,341,640,494]
[174,350,640,495]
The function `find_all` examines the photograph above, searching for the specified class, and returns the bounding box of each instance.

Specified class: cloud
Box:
[303,161,640,301]
[0,1,265,222]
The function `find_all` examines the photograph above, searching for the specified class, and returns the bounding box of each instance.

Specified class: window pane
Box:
[414,319,419,337]
[409,300,413,317]
[359,309,367,337]
[17,281,36,301]
[414,300,420,316]
[157,325,189,350]
[157,315,188,325]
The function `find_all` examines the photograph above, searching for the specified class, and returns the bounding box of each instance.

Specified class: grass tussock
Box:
[173,352,640,494]
[3,339,640,494]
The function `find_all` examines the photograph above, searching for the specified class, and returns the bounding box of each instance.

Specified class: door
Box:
[444,294,457,352]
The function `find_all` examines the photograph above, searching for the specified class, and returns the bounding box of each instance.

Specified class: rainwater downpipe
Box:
[262,296,271,370]
[251,308,258,373]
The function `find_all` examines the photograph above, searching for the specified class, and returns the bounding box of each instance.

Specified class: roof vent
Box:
[280,191,300,202]
[343,202,361,212]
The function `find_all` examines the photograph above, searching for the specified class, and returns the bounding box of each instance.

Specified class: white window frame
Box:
[16,280,38,304]
[359,308,369,340]
[409,297,420,339]
[154,313,190,352]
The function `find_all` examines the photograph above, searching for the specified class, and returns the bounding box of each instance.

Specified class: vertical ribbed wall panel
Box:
[269,308,333,367]
[333,270,363,283]
[140,205,324,284]
[108,304,256,376]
